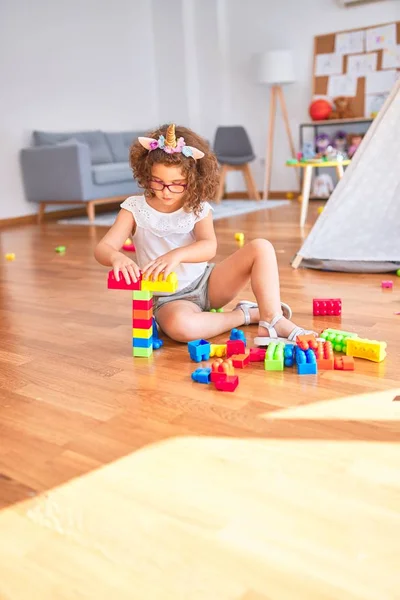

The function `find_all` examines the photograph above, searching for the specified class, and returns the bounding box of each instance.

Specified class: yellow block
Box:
[133,328,152,339]
[210,344,227,358]
[141,272,178,294]
[346,338,387,363]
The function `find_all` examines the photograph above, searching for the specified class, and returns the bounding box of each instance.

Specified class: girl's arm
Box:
[94,209,141,283]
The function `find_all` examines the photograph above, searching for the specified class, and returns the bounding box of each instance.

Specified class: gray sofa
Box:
[20,129,145,222]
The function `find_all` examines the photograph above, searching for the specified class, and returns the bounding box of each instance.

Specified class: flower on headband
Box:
[149,140,159,150]
[182,145,193,158]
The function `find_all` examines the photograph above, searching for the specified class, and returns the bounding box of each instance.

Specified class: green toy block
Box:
[210,308,224,313]
[132,290,153,301]
[320,328,358,353]
[133,346,153,357]
[264,342,285,371]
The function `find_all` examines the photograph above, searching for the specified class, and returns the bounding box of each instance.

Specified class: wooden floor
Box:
[0,201,399,599]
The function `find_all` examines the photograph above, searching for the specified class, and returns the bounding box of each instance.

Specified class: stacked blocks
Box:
[211,359,238,391]
[265,342,285,371]
[315,340,334,370]
[346,338,387,363]
[320,329,358,353]
[313,298,342,316]
[230,328,246,345]
[296,347,318,375]
[132,290,153,357]
[141,272,178,293]
[108,271,141,290]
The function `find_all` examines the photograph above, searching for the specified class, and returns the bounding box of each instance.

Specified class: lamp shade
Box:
[256,50,295,85]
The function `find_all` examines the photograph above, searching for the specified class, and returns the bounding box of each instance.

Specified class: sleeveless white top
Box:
[120,196,213,293]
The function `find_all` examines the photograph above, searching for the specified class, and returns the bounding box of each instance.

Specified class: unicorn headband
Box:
[138,124,205,160]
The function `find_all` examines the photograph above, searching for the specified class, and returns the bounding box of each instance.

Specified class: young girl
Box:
[94,123,312,345]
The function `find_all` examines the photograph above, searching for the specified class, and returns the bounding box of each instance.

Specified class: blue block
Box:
[188,339,211,362]
[152,317,163,350]
[296,348,318,375]
[230,328,246,345]
[133,336,153,348]
[191,368,211,384]
[284,344,295,367]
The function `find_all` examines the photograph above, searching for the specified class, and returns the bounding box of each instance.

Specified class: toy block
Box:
[152,318,163,350]
[296,334,318,351]
[132,298,153,311]
[296,348,317,375]
[315,340,334,370]
[231,352,250,368]
[122,238,136,252]
[210,358,234,382]
[284,344,296,367]
[334,356,355,371]
[264,342,285,371]
[210,307,224,313]
[141,272,178,293]
[320,328,358,353]
[188,339,211,362]
[108,270,142,290]
[381,280,393,289]
[191,368,211,384]
[227,339,246,357]
[230,328,246,345]
[133,308,153,321]
[132,336,153,348]
[132,317,153,329]
[210,344,227,358]
[346,338,387,363]
[133,346,153,358]
[313,298,342,316]
[132,290,153,301]
[249,347,266,362]
[214,375,239,392]
[133,328,152,339]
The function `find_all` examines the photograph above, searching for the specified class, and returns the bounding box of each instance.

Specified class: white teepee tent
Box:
[293,79,400,273]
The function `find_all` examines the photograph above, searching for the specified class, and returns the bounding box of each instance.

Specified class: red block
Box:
[297,334,318,351]
[214,375,239,392]
[210,359,234,382]
[334,356,355,371]
[313,298,342,316]
[231,353,250,368]
[132,299,153,311]
[108,270,142,290]
[227,340,245,357]
[132,318,153,329]
[249,348,266,362]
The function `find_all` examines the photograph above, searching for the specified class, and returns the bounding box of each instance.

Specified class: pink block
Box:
[227,340,245,357]
[313,298,342,316]
[381,280,393,289]
[108,270,142,290]
[249,347,266,362]
[132,318,153,329]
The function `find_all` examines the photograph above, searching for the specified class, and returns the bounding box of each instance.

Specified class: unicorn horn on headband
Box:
[138,123,205,159]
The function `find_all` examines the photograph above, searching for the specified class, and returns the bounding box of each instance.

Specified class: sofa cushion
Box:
[105,131,146,163]
[92,162,133,185]
[33,130,113,165]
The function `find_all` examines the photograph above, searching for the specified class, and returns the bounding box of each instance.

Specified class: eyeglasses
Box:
[149,179,187,194]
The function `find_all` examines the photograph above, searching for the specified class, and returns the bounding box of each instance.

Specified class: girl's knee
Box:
[249,238,274,255]
[162,313,195,343]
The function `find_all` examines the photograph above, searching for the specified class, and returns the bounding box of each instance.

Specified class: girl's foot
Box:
[258,316,303,339]
[254,313,316,345]
[234,301,292,326]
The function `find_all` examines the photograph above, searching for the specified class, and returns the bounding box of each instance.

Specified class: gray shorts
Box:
[153,264,215,318]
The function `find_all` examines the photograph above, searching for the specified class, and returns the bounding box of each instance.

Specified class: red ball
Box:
[309,99,332,121]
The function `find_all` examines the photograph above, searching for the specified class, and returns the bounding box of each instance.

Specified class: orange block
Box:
[231,352,250,368]
[334,356,355,371]
[133,308,153,320]
[210,358,234,382]
[297,333,318,351]
[315,340,334,370]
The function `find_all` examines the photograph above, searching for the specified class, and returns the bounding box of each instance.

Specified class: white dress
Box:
[120,195,213,293]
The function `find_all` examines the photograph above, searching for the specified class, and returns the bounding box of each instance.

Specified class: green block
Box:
[133,346,153,357]
[320,328,358,353]
[264,342,285,371]
[132,290,153,301]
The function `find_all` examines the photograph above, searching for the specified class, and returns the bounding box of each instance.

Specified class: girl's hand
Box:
[111,252,141,284]
[142,249,182,281]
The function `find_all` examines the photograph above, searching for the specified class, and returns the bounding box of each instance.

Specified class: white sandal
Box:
[235,301,292,326]
[254,313,316,346]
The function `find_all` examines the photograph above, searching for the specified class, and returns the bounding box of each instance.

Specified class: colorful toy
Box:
[55,246,66,253]
[210,344,227,358]
[381,280,393,289]
[332,130,348,154]
[210,358,234,382]
[317,206,325,215]
[227,339,246,357]
[348,133,363,158]
[132,290,153,357]
[315,133,331,155]
[334,356,355,371]
[296,348,318,375]
[122,238,136,252]
[249,348,266,362]
[108,270,142,290]
[320,328,358,353]
[141,272,178,293]
[309,98,332,121]
[264,342,285,371]
[152,318,163,349]
[312,174,334,198]
[313,298,342,316]
[214,375,239,392]
[397,269,400,277]
[230,328,246,345]
[234,232,245,247]
[284,344,296,367]
[188,339,211,362]
[5,253,15,261]
[210,308,224,313]
[296,334,318,351]
[302,141,315,160]
[231,353,250,368]
[328,96,354,120]
[315,340,334,370]
[346,338,387,363]
[191,368,211,384]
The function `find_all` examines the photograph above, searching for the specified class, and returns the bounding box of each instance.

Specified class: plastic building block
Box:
[264,342,285,371]
[320,328,358,353]
[141,272,178,293]
[284,344,296,367]
[132,290,153,301]
[334,356,355,371]
[133,346,153,358]
[210,344,227,358]
[132,337,153,348]
[214,375,239,392]
[397,269,400,277]
[230,328,246,345]
[108,270,142,290]
[227,339,246,357]
[152,318,163,350]
[55,246,66,253]
[249,347,266,362]
[133,308,153,321]
[132,317,153,329]
[313,298,342,316]
[133,298,153,311]
[231,353,250,368]
[5,253,15,261]
[133,327,152,339]
[210,359,234,382]
[296,348,318,375]
[191,368,211,384]
[188,339,211,362]
[122,238,136,252]
[296,334,318,351]
[346,337,387,363]
[381,280,393,289]
[210,308,224,313]
[234,232,244,243]
[315,340,334,370]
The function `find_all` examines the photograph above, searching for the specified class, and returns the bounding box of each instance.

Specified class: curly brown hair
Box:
[129,124,219,216]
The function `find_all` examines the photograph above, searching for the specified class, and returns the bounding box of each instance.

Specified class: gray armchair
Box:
[20,129,145,222]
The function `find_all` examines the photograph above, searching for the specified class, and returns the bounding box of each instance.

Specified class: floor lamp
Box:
[256,50,298,200]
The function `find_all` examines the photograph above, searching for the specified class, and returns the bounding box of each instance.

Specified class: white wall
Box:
[0,0,399,218]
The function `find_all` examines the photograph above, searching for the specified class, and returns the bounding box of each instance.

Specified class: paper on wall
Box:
[366,23,396,52]
[315,53,343,76]
[347,53,377,76]
[366,70,397,95]
[335,30,365,55]
[382,45,400,69]
[327,74,358,98]
[364,93,389,117]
